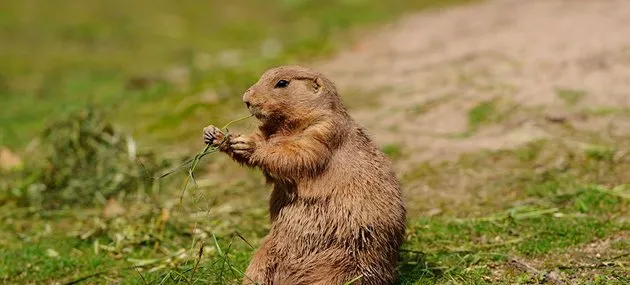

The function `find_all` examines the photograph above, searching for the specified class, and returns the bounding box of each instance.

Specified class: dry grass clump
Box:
[4,108,169,208]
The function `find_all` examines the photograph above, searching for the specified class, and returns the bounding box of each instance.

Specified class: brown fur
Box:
[203,66,406,285]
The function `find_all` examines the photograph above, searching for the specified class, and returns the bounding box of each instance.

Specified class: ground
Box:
[0,0,629,284]
[320,0,630,163]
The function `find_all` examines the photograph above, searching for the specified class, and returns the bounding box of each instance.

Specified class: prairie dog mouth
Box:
[247,105,265,120]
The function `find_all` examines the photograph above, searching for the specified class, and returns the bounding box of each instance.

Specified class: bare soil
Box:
[317,0,630,165]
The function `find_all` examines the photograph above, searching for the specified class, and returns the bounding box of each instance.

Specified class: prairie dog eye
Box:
[275,80,289,88]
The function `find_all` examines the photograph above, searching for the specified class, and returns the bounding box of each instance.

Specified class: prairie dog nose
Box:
[243,87,253,107]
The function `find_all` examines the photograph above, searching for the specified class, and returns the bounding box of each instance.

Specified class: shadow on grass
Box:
[397,249,444,284]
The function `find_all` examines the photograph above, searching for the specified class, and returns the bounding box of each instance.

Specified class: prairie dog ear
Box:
[312,77,325,94]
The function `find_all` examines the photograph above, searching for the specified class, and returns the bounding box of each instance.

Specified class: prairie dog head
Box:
[242,66,341,125]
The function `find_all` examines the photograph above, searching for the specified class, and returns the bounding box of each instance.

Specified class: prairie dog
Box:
[203,66,406,285]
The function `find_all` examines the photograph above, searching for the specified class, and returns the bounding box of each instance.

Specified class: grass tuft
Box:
[556,88,587,106]
[2,107,169,208]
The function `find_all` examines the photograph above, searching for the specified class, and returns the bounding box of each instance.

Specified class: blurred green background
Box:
[0,0,470,148]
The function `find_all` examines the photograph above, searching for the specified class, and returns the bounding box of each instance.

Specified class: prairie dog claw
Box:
[203,125,226,146]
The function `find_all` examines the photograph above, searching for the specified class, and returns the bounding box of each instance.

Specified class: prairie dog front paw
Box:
[230,135,257,157]
[203,125,227,147]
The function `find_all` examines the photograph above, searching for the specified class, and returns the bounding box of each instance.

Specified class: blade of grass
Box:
[343,275,364,285]
[134,267,149,285]
[211,232,260,285]
[179,115,253,202]
[168,270,193,285]
[191,241,204,280]
[591,184,630,200]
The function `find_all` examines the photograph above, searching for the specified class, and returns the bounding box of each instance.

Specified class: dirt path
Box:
[317,0,630,166]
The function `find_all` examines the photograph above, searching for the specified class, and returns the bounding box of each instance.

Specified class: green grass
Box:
[457,98,534,138]
[468,100,497,131]
[583,107,630,116]
[3,135,628,284]
[399,216,627,284]
[465,98,518,133]
[398,138,629,284]
[0,236,115,282]
[382,143,404,160]
[556,88,587,106]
